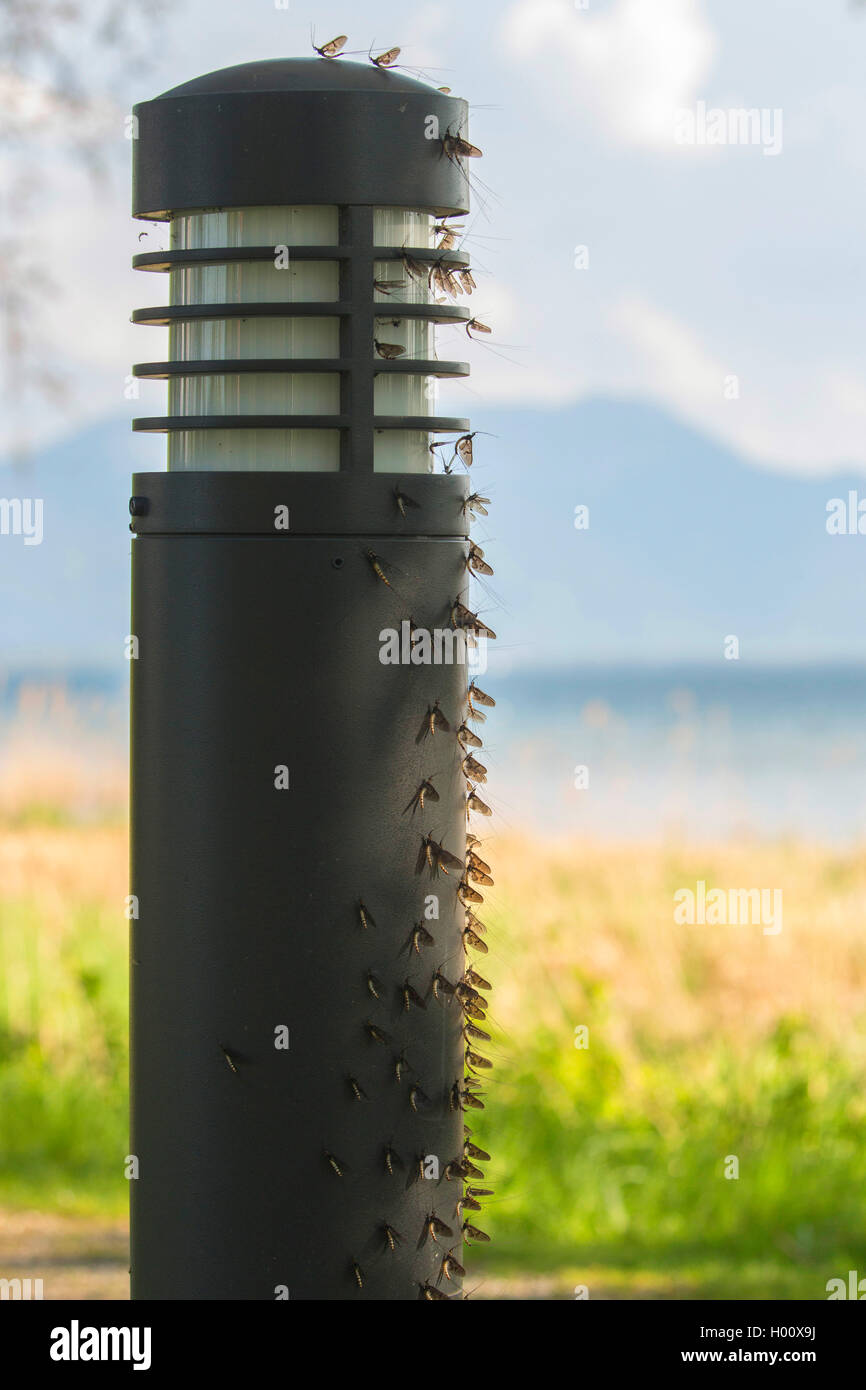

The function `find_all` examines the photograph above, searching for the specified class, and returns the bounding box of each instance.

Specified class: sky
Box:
[1,0,866,478]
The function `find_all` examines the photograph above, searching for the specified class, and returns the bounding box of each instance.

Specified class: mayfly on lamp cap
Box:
[311,32,349,58]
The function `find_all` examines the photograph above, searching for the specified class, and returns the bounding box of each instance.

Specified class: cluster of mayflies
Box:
[305,41,496,1298]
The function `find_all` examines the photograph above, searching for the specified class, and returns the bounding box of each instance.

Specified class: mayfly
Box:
[434,218,464,249]
[394,1050,412,1083]
[432,968,456,1002]
[458,269,476,295]
[365,548,399,591]
[357,899,377,931]
[465,906,488,933]
[419,1281,452,1300]
[381,1222,403,1252]
[463,492,490,520]
[366,969,384,1000]
[404,921,435,955]
[468,866,494,888]
[450,598,496,640]
[442,131,483,160]
[466,1185,494,1199]
[465,966,492,992]
[458,876,485,905]
[467,789,493,817]
[467,542,494,577]
[464,1020,491,1044]
[460,1194,483,1213]
[468,680,496,714]
[462,754,488,784]
[462,1221,491,1244]
[444,1158,468,1182]
[419,1213,454,1248]
[466,1049,493,1072]
[465,317,492,339]
[404,777,440,815]
[312,33,348,58]
[365,1021,392,1047]
[409,1084,431,1114]
[416,699,451,743]
[393,484,419,517]
[454,431,479,468]
[416,833,463,878]
[464,1140,491,1163]
[439,1250,466,1283]
[348,1076,369,1103]
[467,846,492,876]
[384,1143,404,1177]
[401,251,427,284]
[429,263,460,299]
[219,1043,239,1074]
[374,339,405,359]
[325,1151,345,1178]
[459,995,488,1022]
[463,925,488,954]
[374,276,408,297]
[351,1259,364,1289]
[460,1159,485,1183]
[455,979,485,1010]
[456,722,483,750]
[450,1081,478,1112]
[401,981,427,1013]
[370,46,401,67]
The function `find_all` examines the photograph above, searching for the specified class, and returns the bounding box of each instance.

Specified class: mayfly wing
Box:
[458,877,485,904]
[468,544,494,576]
[455,432,475,467]
[462,754,488,783]
[314,34,348,57]
[415,835,432,875]
[401,981,427,1012]
[393,485,420,516]
[468,680,496,708]
[465,966,492,991]
[443,133,483,159]
[462,1221,491,1243]
[456,722,483,749]
[463,926,489,953]
[374,339,405,359]
[365,1021,392,1046]
[463,492,490,519]
[439,1249,466,1283]
[371,46,401,66]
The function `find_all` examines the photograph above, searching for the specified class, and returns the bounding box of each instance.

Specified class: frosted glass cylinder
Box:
[167,207,340,471]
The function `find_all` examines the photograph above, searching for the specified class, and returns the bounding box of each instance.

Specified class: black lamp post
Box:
[128,56,490,1300]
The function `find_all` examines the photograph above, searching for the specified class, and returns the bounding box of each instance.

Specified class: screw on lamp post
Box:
[128,54,495,1300]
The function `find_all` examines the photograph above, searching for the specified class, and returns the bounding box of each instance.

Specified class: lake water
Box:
[485,664,866,843]
[2,664,864,844]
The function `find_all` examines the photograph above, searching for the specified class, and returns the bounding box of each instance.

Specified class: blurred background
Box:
[1,0,866,1298]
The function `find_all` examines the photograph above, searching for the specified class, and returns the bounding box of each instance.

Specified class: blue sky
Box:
[3,0,866,478]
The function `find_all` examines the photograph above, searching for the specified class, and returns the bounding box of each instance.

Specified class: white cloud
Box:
[609,297,866,475]
[501,0,716,148]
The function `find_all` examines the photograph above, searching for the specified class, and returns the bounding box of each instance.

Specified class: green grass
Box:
[2,825,865,1297]
[0,885,128,1215]
[467,1020,866,1298]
